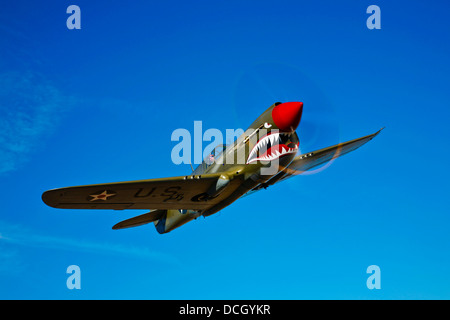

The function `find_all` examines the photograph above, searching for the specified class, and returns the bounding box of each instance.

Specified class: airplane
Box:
[42,102,382,234]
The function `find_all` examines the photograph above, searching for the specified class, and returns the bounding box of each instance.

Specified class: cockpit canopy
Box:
[192,144,226,175]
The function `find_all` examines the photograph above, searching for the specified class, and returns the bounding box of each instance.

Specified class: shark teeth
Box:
[247,132,280,161]
[246,132,298,164]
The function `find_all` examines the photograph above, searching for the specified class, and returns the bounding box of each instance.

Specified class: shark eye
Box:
[264,122,272,129]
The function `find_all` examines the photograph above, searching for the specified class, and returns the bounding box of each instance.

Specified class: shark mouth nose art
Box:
[246,132,299,164]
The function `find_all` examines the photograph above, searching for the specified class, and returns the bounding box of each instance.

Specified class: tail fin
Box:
[154,210,200,234]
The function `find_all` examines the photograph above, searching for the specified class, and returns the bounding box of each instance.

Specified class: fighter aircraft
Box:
[42,102,382,234]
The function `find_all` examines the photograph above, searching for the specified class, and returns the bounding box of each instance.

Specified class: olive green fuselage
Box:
[194,102,299,216]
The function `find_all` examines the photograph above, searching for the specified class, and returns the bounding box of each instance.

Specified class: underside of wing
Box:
[42,173,235,211]
[251,128,383,191]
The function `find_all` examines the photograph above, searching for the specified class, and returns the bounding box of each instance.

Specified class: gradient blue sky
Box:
[0,0,449,299]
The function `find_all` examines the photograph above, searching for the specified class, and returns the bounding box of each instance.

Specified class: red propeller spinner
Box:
[272,102,303,132]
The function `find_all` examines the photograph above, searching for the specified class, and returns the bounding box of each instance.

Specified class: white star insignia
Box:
[89,190,116,201]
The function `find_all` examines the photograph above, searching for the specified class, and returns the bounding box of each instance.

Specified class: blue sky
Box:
[0,0,449,299]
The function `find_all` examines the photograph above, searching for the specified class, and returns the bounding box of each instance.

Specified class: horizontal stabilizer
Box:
[112,210,165,230]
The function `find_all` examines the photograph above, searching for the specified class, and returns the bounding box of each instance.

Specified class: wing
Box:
[284,128,383,176]
[251,128,383,191]
[42,173,227,211]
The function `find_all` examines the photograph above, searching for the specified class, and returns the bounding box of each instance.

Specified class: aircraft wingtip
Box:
[374,127,385,135]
